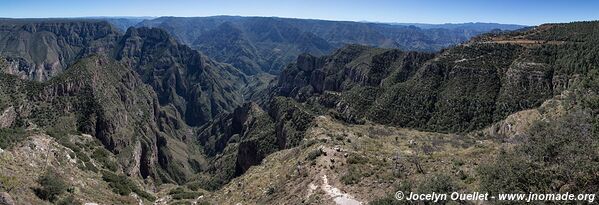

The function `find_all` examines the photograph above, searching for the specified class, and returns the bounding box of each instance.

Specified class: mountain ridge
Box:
[1,19,598,205]
[136,16,525,75]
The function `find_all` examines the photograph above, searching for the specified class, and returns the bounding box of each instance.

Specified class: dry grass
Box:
[199,115,503,204]
[0,134,139,204]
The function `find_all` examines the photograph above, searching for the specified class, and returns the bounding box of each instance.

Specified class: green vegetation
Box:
[169,187,203,200]
[276,21,599,134]
[341,154,372,185]
[417,174,455,196]
[92,148,119,172]
[0,128,27,149]
[196,99,317,190]
[185,181,203,191]
[3,18,599,205]
[369,175,457,205]
[478,65,599,197]
[346,154,368,164]
[479,111,599,196]
[341,165,363,185]
[0,174,18,193]
[101,171,156,201]
[46,129,120,173]
[305,148,323,161]
[270,97,317,148]
[56,195,81,205]
[34,170,69,202]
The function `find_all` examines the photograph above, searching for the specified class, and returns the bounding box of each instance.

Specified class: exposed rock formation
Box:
[0,55,202,184]
[0,107,15,128]
[275,28,586,132]
[0,192,15,205]
[195,98,315,187]
[0,21,251,184]
[138,16,524,74]
[115,27,246,127]
[0,20,120,81]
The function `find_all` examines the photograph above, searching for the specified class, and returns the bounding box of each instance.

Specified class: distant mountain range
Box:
[0,16,525,75]
[3,16,596,205]
[0,17,530,190]
[134,16,526,74]
[391,22,527,30]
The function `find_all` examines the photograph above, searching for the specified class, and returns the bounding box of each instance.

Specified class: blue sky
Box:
[1,0,598,25]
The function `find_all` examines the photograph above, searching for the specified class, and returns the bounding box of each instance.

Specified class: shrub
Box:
[478,111,599,195]
[265,186,276,195]
[371,174,456,204]
[0,128,27,149]
[186,181,202,191]
[347,154,368,164]
[341,165,362,185]
[305,148,323,161]
[46,128,72,142]
[169,187,202,200]
[35,170,69,202]
[369,181,414,205]
[0,174,18,192]
[56,195,81,205]
[92,148,118,172]
[102,171,132,195]
[101,171,155,201]
[417,173,455,194]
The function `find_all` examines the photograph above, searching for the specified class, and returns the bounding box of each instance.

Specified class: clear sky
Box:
[1,0,598,25]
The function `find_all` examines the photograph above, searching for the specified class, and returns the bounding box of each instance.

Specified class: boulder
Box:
[0,107,16,128]
[0,192,15,205]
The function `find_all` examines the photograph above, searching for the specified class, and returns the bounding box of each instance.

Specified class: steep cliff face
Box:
[277,45,435,101]
[0,21,248,128]
[137,16,336,74]
[275,22,593,133]
[2,18,597,204]
[0,55,207,184]
[0,20,120,81]
[115,27,246,127]
[194,98,315,188]
[137,16,524,75]
[0,20,255,186]
[190,17,334,74]
[60,57,164,181]
[193,22,262,75]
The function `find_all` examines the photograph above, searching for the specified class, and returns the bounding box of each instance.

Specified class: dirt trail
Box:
[320,175,363,205]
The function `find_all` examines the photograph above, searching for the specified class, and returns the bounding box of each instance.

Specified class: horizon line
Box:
[0,15,536,26]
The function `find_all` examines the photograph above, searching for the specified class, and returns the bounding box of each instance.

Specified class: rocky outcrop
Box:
[267,97,316,149]
[0,19,253,185]
[0,134,138,204]
[116,27,246,127]
[198,102,269,157]
[0,55,202,184]
[196,98,315,187]
[278,45,434,101]
[275,33,583,133]
[0,106,16,128]
[0,192,15,205]
[193,22,262,75]
[1,20,248,129]
[194,102,274,187]
[0,20,120,81]
[138,16,523,74]
[138,16,336,74]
